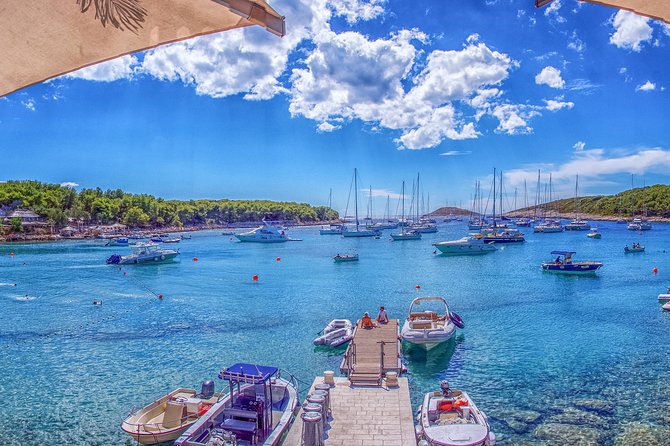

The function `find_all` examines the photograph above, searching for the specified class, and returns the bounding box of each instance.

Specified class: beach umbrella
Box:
[536,0,669,23]
[0,0,285,97]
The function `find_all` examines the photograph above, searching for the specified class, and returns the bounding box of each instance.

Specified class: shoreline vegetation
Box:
[0,181,339,242]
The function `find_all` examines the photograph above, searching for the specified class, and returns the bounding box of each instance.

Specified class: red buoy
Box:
[653,267,658,274]
[193,257,198,262]
[158,294,163,299]
[415,285,421,289]
[252,275,259,282]
[9,252,14,257]
[276,257,281,262]
[123,272,127,276]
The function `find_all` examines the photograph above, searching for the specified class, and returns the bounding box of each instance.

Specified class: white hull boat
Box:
[658,294,670,303]
[121,384,221,445]
[391,231,422,241]
[416,381,495,446]
[401,297,463,350]
[333,253,359,262]
[663,302,670,311]
[313,319,354,347]
[342,227,379,237]
[107,243,179,265]
[413,224,438,233]
[174,363,298,446]
[236,224,289,243]
[624,245,645,253]
[320,224,343,235]
[433,237,496,255]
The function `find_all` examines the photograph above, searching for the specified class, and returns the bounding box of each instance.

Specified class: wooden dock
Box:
[339,319,403,386]
[283,377,416,446]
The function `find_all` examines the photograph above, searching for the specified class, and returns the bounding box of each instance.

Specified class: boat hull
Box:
[482,236,524,244]
[391,233,421,240]
[433,243,496,255]
[541,263,602,275]
[624,247,645,253]
[236,235,287,243]
[342,230,379,237]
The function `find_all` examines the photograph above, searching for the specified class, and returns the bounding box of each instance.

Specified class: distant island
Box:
[0,181,339,241]
[506,184,670,221]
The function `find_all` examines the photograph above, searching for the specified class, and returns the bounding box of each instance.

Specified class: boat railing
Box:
[378,340,386,373]
[344,341,356,375]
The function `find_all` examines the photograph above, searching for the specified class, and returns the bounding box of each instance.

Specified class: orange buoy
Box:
[193,257,198,262]
[276,257,281,262]
[653,267,658,274]
[252,275,259,282]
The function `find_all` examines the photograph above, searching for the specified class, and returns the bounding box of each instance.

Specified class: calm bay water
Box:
[1,222,669,445]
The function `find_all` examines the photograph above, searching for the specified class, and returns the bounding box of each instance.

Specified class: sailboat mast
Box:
[354,168,359,229]
[492,168,497,228]
[328,188,332,209]
[499,170,503,222]
[417,173,421,222]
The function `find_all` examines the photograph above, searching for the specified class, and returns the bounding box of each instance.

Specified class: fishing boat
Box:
[433,236,496,255]
[392,181,422,241]
[586,228,601,239]
[105,237,129,246]
[401,297,464,350]
[342,169,380,237]
[541,251,603,275]
[313,319,354,347]
[121,381,222,445]
[106,242,179,265]
[236,223,289,243]
[174,363,299,446]
[624,243,645,253]
[333,253,359,262]
[416,380,496,446]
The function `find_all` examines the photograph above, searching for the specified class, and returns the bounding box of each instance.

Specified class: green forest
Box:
[0,181,339,228]
[520,184,670,218]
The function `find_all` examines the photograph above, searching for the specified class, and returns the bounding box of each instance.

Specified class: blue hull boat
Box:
[541,251,603,275]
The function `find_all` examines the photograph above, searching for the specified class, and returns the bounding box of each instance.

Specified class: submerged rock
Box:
[614,422,670,446]
[534,423,603,446]
[501,409,543,433]
[546,408,608,428]
[574,399,615,415]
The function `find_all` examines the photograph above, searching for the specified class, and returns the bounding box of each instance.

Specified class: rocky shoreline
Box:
[503,211,670,223]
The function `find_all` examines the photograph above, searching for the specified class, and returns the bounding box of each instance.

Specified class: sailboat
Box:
[391,181,421,240]
[534,173,563,233]
[564,175,590,231]
[320,188,344,235]
[627,177,652,231]
[342,169,381,237]
[482,169,525,244]
[412,173,438,233]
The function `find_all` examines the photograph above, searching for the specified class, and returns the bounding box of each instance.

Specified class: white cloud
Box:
[367,188,402,199]
[636,81,656,92]
[66,55,138,82]
[21,99,35,111]
[317,121,340,132]
[568,78,600,94]
[567,31,585,53]
[545,99,574,111]
[60,182,79,188]
[330,0,385,24]
[609,10,653,52]
[535,66,565,89]
[440,150,472,156]
[573,141,585,151]
[492,104,539,135]
[544,0,566,23]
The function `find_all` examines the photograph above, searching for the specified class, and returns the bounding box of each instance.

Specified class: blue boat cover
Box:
[550,251,576,255]
[218,363,278,384]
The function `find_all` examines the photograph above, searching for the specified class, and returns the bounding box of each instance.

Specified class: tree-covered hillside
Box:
[0,181,338,227]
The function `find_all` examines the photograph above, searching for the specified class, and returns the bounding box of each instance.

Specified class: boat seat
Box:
[162,400,186,429]
[410,321,432,329]
[223,407,258,420]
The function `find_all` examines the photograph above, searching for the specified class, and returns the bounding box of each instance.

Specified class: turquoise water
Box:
[1,222,669,445]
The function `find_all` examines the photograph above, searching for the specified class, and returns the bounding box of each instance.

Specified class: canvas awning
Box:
[0,0,285,98]
[536,0,670,23]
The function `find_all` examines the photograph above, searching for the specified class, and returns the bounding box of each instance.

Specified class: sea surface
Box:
[1,221,669,445]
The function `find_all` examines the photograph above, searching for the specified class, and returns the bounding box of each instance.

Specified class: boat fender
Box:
[160,255,165,261]
[439,401,453,411]
[454,399,469,407]
[450,312,465,329]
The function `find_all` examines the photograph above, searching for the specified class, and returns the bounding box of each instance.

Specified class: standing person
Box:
[376,306,389,324]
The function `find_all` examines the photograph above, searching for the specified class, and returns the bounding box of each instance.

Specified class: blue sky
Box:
[1,0,669,214]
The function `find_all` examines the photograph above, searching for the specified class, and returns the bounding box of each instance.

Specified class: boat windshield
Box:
[408,297,449,320]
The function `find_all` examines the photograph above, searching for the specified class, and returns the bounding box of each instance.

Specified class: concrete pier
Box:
[284,376,416,446]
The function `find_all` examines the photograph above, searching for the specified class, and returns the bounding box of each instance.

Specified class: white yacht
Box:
[627,218,652,231]
[236,224,289,243]
[433,236,496,255]
[401,297,463,350]
[106,242,179,265]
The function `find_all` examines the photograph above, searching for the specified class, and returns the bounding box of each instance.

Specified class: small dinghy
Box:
[586,229,601,239]
[333,253,359,262]
[624,243,645,253]
[416,380,496,446]
[313,319,354,347]
[121,381,221,445]
[401,297,463,350]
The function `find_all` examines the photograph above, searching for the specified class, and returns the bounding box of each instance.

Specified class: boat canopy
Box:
[550,251,576,256]
[218,363,278,384]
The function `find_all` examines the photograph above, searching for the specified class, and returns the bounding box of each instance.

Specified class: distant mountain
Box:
[428,206,473,217]
[507,184,670,219]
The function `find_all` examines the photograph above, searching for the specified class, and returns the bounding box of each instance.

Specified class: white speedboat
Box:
[534,221,563,233]
[106,242,179,265]
[433,236,496,255]
[121,381,221,445]
[586,229,601,239]
[313,319,354,347]
[174,363,298,446]
[236,224,289,243]
[401,297,463,350]
[416,380,496,446]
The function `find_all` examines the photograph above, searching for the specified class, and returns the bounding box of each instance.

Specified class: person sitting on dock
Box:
[361,312,374,329]
[376,306,389,324]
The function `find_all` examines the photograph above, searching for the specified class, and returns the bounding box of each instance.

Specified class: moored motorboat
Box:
[624,243,645,253]
[401,297,463,350]
[433,236,496,255]
[481,231,525,244]
[105,237,129,246]
[313,319,354,347]
[181,234,192,240]
[106,242,179,265]
[416,380,495,446]
[319,224,343,235]
[174,363,299,446]
[236,224,289,243]
[564,219,590,231]
[391,230,422,241]
[121,381,222,445]
[163,237,181,243]
[333,253,359,262]
[586,229,601,239]
[658,292,670,303]
[541,251,603,275]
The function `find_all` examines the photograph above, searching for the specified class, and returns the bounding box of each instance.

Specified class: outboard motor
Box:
[440,380,451,396]
[200,380,215,399]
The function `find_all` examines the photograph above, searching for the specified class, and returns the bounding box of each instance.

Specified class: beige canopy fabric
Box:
[0,0,285,98]
[537,0,670,23]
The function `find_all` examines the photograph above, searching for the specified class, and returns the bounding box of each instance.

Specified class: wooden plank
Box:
[341,319,402,376]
